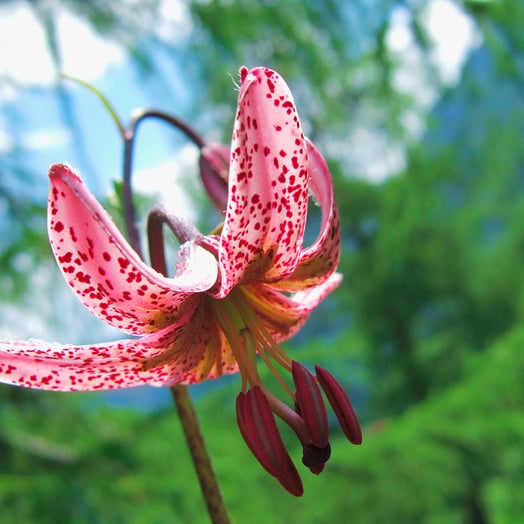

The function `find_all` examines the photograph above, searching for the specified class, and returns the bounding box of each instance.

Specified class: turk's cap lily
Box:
[0,66,360,495]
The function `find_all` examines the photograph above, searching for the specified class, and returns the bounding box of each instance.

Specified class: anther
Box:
[302,443,331,474]
[236,387,289,477]
[276,455,304,497]
[315,365,362,445]
[236,387,305,496]
[291,360,329,448]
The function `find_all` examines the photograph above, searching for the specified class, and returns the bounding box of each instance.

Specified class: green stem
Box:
[170,386,231,524]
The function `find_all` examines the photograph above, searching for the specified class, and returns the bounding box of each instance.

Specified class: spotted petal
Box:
[0,292,244,391]
[273,140,341,291]
[48,164,218,336]
[240,272,342,343]
[218,67,309,297]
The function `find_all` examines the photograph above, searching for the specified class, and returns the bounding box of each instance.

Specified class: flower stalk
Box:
[170,385,231,524]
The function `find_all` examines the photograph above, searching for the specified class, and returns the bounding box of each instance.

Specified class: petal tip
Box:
[48,163,81,183]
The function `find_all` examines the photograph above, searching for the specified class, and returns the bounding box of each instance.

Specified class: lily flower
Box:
[0,66,361,495]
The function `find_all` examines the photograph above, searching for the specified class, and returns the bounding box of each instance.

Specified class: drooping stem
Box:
[122,109,206,257]
[65,75,230,521]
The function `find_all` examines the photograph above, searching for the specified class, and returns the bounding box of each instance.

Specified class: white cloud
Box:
[156,0,193,42]
[360,0,481,182]
[424,0,481,85]
[57,10,125,81]
[0,3,125,93]
[132,143,200,221]
[0,3,56,87]
[22,127,72,151]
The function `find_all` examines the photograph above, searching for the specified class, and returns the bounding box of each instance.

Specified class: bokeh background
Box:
[1,1,523,522]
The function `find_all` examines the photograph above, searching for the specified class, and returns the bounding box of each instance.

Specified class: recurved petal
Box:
[240,272,342,343]
[273,139,341,292]
[218,67,309,297]
[0,307,215,391]
[48,164,218,335]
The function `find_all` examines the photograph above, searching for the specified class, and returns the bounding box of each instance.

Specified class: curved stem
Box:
[122,109,207,257]
[146,205,200,273]
[131,109,206,148]
[120,125,230,522]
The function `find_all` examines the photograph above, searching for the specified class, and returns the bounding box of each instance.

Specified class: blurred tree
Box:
[329,0,524,415]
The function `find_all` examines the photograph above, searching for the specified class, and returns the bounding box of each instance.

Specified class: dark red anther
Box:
[199,143,230,211]
[302,442,331,475]
[235,387,289,477]
[315,365,363,445]
[291,360,329,448]
[276,455,304,497]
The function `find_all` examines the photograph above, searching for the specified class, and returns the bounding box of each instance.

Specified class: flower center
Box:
[210,287,293,397]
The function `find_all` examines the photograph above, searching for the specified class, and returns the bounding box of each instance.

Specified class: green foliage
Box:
[189,0,429,144]
[1,0,523,522]
[0,326,522,523]
[332,7,524,414]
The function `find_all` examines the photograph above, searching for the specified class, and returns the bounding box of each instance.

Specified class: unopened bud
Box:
[199,143,229,211]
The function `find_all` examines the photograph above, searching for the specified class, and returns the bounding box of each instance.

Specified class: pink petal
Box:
[48,164,218,335]
[0,324,184,391]
[273,140,341,291]
[0,298,232,391]
[218,67,309,297]
[241,272,342,343]
[158,298,240,385]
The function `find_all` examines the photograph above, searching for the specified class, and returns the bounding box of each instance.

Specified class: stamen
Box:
[292,360,329,448]
[237,387,304,497]
[231,288,292,369]
[210,299,261,389]
[249,334,295,399]
[315,365,362,445]
[236,387,289,477]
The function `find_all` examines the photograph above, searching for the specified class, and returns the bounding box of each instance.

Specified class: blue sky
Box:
[0,1,205,222]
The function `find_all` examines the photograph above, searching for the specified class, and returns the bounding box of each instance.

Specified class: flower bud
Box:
[199,143,229,211]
